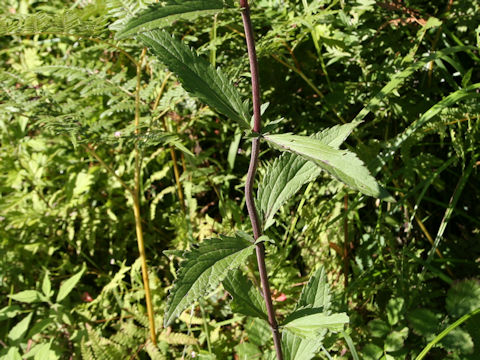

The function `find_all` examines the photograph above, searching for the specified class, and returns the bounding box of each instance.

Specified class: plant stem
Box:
[134,48,157,345]
[239,1,283,358]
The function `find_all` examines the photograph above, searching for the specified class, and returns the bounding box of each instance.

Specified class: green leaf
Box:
[368,319,390,338]
[407,309,439,337]
[118,0,233,39]
[41,271,52,298]
[283,311,349,338]
[264,133,389,199]
[164,234,254,326]
[296,266,331,311]
[446,279,480,318]
[258,122,363,229]
[384,327,408,352]
[9,290,46,304]
[386,297,405,326]
[440,327,474,354]
[0,305,21,321]
[360,344,383,360]
[3,347,22,360]
[281,329,325,360]
[222,269,268,321]
[8,312,33,342]
[56,265,86,303]
[138,30,250,130]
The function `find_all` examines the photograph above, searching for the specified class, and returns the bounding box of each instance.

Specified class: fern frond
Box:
[106,0,153,31]
[0,10,106,37]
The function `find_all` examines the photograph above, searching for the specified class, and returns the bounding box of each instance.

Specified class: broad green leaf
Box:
[118,0,233,39]
[164,234,254,326]
[281,329,325,360]
[296,266,330,311]
[440,327,474,354]
[138,30,250,130]
[8,312,33,342]
[258,122,362,229]
[386,297,405,326]
[264,133,389,199]
[283,311,349,338]
[384,327,409,352]
[9,290,46,304]
[56,265,86,303]
[222,269,268,321]
[446,279,480,318]
[4,347,22,360]
[407,309,439,337]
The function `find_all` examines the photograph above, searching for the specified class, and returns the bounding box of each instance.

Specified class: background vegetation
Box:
[1,0,479,359]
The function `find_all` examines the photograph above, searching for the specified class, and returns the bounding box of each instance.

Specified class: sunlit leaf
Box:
[164,234,255,326]
[138,30,250,130]
[118,0,234,39]
[56,265,86,303]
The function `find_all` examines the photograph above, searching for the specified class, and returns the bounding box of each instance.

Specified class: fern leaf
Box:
[138,30,251,130]
[164,234,254,326]
[118,0,234,39]
[158,331,198,345]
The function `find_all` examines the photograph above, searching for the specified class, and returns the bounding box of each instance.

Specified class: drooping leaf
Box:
[264,133,389,199]
[281,329,325,360]
[138,30,250,130]
[56,265,86,303]
[296,266,330,311]
[164,234,255,326]
[283,311,349,338]
[118,0,234,39]
[222,269,268,321]
[258,122,362,229]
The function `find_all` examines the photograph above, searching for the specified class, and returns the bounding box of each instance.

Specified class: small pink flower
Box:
[274,293,287,302]
[114,131,121,138]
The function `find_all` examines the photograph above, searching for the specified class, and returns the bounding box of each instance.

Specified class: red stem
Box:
[240,1,283,359]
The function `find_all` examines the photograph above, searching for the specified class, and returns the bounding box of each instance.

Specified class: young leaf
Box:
[118,0,234,39]
[164,234,255,326]
[41,271,52,298]
[56,265,86,303]
[296,266,330,311]
[222,269,268,321]
[258,122,362,229]
[138,30,250,130]
[264,133,389,199]
[283,311,349,338]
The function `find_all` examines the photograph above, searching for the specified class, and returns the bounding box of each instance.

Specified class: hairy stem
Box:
[240,1,283,358]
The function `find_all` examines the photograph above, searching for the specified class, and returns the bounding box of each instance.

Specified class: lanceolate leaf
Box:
[56,265,86,302]
[118,0,234,39]
[283,311,349,338]
[222,269,268,321]
[164,234,255,326]
[264,133,389,199]
[296,266,330,311]
[258,122,361,229]
[138,30,250,130]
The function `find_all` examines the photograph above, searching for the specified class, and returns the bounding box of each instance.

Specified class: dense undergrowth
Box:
[1,0,480,359]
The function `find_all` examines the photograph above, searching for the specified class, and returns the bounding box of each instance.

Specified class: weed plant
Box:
[0,0,479,359]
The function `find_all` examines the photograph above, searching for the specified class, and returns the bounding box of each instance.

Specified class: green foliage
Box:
[164,234,255,326]
[137,29,251,130]
[118,0,234,39]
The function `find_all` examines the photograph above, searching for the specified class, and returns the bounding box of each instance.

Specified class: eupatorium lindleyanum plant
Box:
[119,0,390,358]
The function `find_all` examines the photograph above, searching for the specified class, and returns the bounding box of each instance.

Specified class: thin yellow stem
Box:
[133,48,157,345]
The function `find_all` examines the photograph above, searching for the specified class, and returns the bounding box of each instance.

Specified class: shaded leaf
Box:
[296,266,330,311]
[264,133,389,199]
[222,269,268,321]
[138,30,250,129]
[384,327,409,352]
[164,234,254,326]
[440,327,474,354]
[407,309,439,337]
[446,278,480,318]
[118,0,233,39]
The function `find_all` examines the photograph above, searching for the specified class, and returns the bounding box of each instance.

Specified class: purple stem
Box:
[240,1,283,359]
